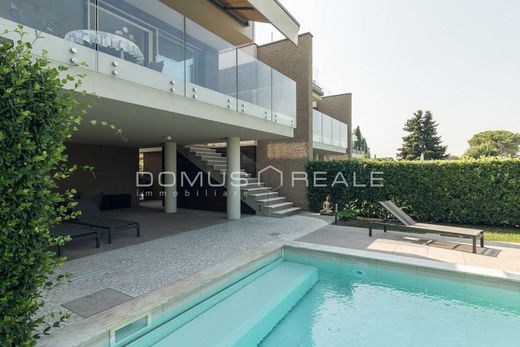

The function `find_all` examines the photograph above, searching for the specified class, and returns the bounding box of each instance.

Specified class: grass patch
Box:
[339,219,520,243]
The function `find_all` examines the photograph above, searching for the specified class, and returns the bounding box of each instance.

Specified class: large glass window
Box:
[0,0,88,39]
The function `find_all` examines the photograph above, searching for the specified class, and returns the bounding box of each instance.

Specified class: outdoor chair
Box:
[52,224,100,257]
[369,200,484,253]
[67,198,140,244]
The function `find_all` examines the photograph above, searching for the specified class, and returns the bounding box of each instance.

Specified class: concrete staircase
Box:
[179,144,301,217]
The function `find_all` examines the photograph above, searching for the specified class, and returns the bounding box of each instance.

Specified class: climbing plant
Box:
[0,26,87,346]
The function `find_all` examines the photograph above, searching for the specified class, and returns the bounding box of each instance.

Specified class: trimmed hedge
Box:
[307,158,520,227]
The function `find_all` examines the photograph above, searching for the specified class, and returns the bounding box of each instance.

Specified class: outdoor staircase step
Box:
[255,196,286,204]
[241,182,264,188]
[187,147,213,153]
[265,202,294,210]
[193,150,220,156]
[185,144,211,149]
[249,191,279,198]
[272,207,301,217]
[204,157,227,162]
[242,187,271,193]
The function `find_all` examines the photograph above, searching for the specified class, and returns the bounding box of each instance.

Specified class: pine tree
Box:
[397,110,447,160]
[397,110,424,160]
[421,111,447,159]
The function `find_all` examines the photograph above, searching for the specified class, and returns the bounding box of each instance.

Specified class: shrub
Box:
[337,206,360,221]
[307,158,520,227]
[0,27,86,346]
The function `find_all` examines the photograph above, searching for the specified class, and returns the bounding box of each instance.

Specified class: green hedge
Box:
[307,158,520,227]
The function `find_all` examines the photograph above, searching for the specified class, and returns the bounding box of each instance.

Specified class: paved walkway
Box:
[297,224,520,274]
[42,213,329,328]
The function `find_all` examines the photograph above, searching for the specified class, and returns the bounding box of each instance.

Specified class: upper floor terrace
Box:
[312,109,349,154]
[0,0,297,146]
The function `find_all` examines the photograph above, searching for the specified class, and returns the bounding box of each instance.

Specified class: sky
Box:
[255,0,520,158]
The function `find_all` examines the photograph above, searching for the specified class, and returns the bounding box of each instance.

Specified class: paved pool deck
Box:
[41,211,330,329]
[297,224,520,274]
[41,211,520,341]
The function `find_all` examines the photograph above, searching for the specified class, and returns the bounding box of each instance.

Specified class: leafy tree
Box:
[397,110,447,160]
[464,130,520,158]
[352,126,370,157]
[353,126,363,150]
[0,27,86,345]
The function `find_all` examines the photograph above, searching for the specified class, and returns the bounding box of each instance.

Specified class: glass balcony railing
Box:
[312,109,348,148]
[0,0,296,128]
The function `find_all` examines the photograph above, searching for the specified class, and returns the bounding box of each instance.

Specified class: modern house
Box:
[0,0,302,219]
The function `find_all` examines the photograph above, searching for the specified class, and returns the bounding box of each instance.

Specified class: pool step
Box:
[134,262,317,347]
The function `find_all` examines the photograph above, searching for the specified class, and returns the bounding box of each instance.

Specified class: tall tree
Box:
[353,126,363,150]
[421,111,448,159]
[397,111,423,160]
[463,130,520,158]
[397,110,447,160]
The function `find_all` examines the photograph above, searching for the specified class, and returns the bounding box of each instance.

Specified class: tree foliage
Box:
[397,110,447,160]
[464,130,520,158]
[353,125,370,157]
[0,27,86,346]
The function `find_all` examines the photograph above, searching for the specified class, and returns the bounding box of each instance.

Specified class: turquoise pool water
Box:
[260,254,520,347]
[119,250,520,347]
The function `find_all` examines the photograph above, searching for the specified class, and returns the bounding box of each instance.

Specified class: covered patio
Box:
[55,201,230,260]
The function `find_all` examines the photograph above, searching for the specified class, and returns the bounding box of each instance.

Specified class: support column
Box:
[163,141,177,213]
[226,137,241,220]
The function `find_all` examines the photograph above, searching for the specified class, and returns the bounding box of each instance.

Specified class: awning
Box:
[211,0,300,45]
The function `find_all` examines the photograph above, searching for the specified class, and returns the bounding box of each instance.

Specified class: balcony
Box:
[312,109,348,153]
[0,0,296,128]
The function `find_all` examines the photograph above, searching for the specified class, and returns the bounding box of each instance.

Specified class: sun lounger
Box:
[67,199,140,244]
[369,200,484,253]
[52,224,100,256]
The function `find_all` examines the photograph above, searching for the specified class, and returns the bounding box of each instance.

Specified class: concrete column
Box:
[163,141,177,213]
[226,137,241,220]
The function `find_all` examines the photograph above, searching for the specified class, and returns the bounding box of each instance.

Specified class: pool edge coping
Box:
[285,241,520,283]
[38,242,285,347]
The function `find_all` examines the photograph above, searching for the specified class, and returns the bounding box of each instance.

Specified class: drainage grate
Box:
[62,288,132,318]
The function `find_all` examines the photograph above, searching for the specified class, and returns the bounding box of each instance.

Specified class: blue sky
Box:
[256,0,520,157]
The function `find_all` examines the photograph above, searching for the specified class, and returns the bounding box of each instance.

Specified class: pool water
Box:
[119,250,520,347]
[260,264,520,347]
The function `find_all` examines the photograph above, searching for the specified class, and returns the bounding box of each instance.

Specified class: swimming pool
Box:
[112,246,520,347]
[263,252,520,346]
